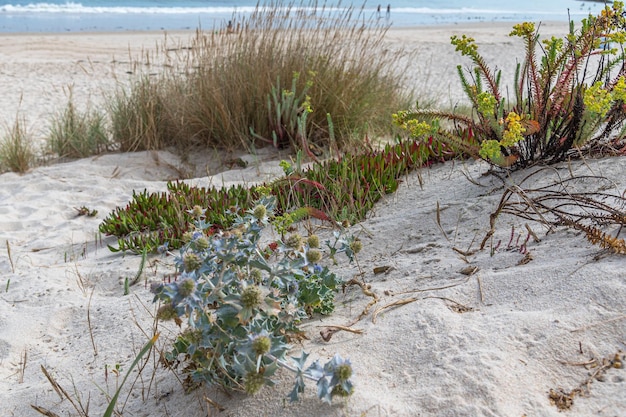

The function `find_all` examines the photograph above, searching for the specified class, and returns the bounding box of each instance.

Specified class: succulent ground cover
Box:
[100,138,456,254]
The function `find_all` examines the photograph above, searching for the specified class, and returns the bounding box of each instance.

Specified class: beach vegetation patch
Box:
[108,76,172,153]
[100,138,454,254]
[151,194,356,403]
[47,96,109,159]
[396,1,626,169]
[0,116,35,174]
[105,1,410,154]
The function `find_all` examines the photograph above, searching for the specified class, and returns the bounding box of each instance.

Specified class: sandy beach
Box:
[2,22,626,417]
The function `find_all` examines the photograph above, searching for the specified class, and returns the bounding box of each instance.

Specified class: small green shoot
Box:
[103,333,158,417]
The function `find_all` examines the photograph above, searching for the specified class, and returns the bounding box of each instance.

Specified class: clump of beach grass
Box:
[0,117,35,174]
[107,1,412,154]
[47,96,109,159]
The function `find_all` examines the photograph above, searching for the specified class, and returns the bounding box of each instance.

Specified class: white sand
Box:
[1,23,626,417]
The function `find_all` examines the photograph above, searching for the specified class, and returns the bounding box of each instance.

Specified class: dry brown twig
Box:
[550,352,624,411]
[372,296,421,323]
[319,277,379,342]
[18,348,27,384]
[319,325,365,342]
[570,314,626,332]
[480,168,626,254]
[35,365,90,417]
[6,240,15,273]
[87,287,97,356]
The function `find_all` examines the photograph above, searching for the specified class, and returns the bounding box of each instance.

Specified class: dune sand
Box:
[1,22,626,417]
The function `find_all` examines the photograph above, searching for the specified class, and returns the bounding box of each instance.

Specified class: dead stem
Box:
[87,287,97,356]
[6,240,15,273]
[387,277,470,296]
[550,352,624,411]
[372,297,420,323]
[481,168,626,254]
[18,348,27,384]
[319,325,365,342]
[435,201,450,242]
[343,277,380,322]
[31,405,61,417]
[570,314,626,332]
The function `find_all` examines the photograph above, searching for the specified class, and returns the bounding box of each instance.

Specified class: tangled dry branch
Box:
[481,167,626,254]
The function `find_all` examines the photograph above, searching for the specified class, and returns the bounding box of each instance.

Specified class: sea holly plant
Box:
[151,195,357,403]
[395,2,626,169]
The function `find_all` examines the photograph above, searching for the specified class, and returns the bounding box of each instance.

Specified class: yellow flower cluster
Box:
[478,139,501,161]
[607,31,626,45]
[478,111,525,163]
[450,34,478,59]
[477,92,497,115]
[542,36,563,52]
[392,111,432,138]
[302,95,313,113]
[584,81,614,116]
[613,76,626,102]
[509,22,535,38]
[501,112,526,147]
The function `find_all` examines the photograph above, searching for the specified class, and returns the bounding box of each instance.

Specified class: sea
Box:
[0,0,611,33]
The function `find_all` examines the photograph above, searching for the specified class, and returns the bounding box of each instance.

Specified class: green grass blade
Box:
[103,333,158,417]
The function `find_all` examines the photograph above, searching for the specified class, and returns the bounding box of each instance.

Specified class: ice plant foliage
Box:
[101,137,454,254]
[395,2,626,169]
[151,196,356,403]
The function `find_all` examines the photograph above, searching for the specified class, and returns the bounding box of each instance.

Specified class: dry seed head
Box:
[178,278,196,297]
[334,364,353,382]
[350,239,363,254]
[250,268,263,283]
[306,248,322,263]
[285,233,304,250]
[307,234,320,248]
[156,304,178,321]
[194,236,209,250]
[253,204,267,220]
[192,205,205,218]
[244,371,265,394]
[183,253,202,272]
[251,335,272,355]
[241,285,263,309]
[182,231,194,243]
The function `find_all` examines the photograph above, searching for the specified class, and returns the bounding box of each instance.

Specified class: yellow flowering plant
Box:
[395,2,626,169]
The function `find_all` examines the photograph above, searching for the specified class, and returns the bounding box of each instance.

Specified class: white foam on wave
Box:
[0,2,258,14]
[0,2,601,17]
[392,7,593,16]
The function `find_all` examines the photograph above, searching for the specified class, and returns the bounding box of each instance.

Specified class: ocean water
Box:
[0,0,610,33]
